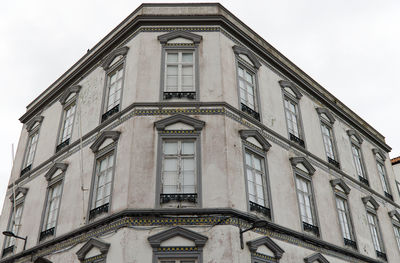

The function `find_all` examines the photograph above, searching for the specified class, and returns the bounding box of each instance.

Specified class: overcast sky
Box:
[1,0,399,212]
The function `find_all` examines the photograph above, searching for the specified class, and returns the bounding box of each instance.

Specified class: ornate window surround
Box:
[158,31,202,101]
[247,236,284,263]
[76,238,110,263]
[154,114,205,208]
[304,253,330,263]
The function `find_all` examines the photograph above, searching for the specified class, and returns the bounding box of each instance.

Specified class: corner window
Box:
[233,46,261,121]
[88,131,120,221]
[21,116,43,176]
[155,114,205,207]
[290,157,319,236]
[347,130,368,186]
[373,149,392,200]
[158,31,202,101]
[280,80,304,148]
[101,46,129,122]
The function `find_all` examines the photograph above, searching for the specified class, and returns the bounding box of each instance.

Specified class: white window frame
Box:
[56,99,77,153]
[164,51,195,93]
[347,131,368,185]
[373,150,392,200]
[92,150,115,211]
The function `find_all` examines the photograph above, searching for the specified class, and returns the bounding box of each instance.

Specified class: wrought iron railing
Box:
[101,104,120,122]
[328,157,340,169]
[384,192,393,201]
[39,227,55,241]
[344,238,357,250]
[89,203,109,220]
[249,201,271,218]
[241,103,260,121]
[163,92,196,100]
[376,250,387,260]
[303,222,319,236]
[20,164,32,177]
[2,245,14,257]
[359,176,370,187]
[160,193,197,204]
[56,138,70,153]
[289,133,305,148]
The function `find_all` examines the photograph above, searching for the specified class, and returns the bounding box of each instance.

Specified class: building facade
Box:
[1,3,399,263]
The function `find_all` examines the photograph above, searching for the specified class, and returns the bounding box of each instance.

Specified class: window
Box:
[159,259,196,263]
[155,114,204,207]
[290,157,319,236]
[88,131,120,220]
[280,80,304,147]
[56,101,76,152]
[4,204,23,249]
[158,31,202,100]
[42,182,62,235]
[316,108,339,168]
[394,225,400,250]
[362,196,386,260]
[347,130,368,186]
[21,116,43,176]
[23,131,39,170]
[396,181,400,199]
[233,45,261,121]
[101,46,129,122]
[373,149,392,200]
[389,210,400,251]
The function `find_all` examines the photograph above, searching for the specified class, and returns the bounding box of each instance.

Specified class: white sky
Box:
[1,0,399,213]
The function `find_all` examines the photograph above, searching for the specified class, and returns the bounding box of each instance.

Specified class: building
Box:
[391,157,400,201]
[1,3,399,262]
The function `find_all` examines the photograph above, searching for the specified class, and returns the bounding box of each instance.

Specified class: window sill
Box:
[101,104,119,122]
[89,203,109,220]
[359,176,370,187]
[56,138,70,153]
[163,92,196,100]
[344,238,357,250]
[241,103,260,121]
[20,164,32,177]
[328,157,340,169]
[160,193,197,204]
[289,133,305,148]
[39,227,55,241]
[302,222,319,236]
[249,201,271,219]
[2,245,14,257]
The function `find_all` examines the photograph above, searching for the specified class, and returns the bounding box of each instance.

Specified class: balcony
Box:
[376,251,387,261]
[2,245,14,257]
[249,201,271,218]
[384,192,393,201]
[89,203,109,220]
[39,227,55,241]
[328,157,340,169]
[101,104,119,122]
[344,238,357,250]
[303,222,319,236]
[241,103,260,121]
[359,176,369,187]
[163,91,196,100]
[289,133,305,148]
[56,138,70,153]
[160,193,197,204]
[20,164,32,177]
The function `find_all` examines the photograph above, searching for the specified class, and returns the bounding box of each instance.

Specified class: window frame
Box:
[347,130,369,186]
[373,149,393,200]
[100,46,129,123]
[396,181,400,199]
[389,210,400,252]
[55,96,77,153]
[21,116,43,176]
[233,46,262,122]
[316,108,340,168]
[280,81,305,148]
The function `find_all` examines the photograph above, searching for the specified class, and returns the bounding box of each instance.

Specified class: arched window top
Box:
[316,108,335,124]
[154,114,205,131]
[279,80,302,100]
[232,45,261,69]
[362,196,380,210]
[148,226,208,248]
[247,236,284,259]
[76,238,110,262]
[239,129,271,151]
[44,162,68,181]
[158,30,202,45]
[90,130,121,153]
[330,178,351,195]
[372,148,386,161]
[290,157,316,175]
[304,253,330,263]
[101,46,129,70]
[347,129,363,144]
[59,85,81,105]
[26,115,44,132]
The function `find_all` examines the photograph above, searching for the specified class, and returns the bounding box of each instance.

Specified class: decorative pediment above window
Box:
[389,210,400,222]
[239,130,271,151]
[26,115,44,132]
[372,148,386,161]
[158,30,202,45]
[148,226,208,249]
[290,157,316,175]
[101,46,129,70]
[90,131,121,153]
[59,85,81,105]
[247,236,284,259]
[76,238,110,262]
[9,187,28,202]
[362,196,379,210]
[330,178,351,195]
[154,114,205,131]
[316,108,335,124]
[347,130,363,144]
[44,163,68,181]
[232,45,261,69]
[34,257,52,263]
[304,253,330,263]
[279,80,302,100]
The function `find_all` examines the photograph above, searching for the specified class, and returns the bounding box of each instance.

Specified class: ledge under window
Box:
[344,238,357,250]
[249,201,271,218]
[160,193,197,204]
[303,222,319,236]
[89,203,109,220]
[384,192,393,201]
[20,164,32,176]
[101,104,119,122]
[376,250,387,261]
[359,176,370,187]
[2,245,14,257]
[289,133,305,148]
[241,103,260,121]
[163,91,196,100]
[328,157,340,169]
[39,227,55,241]
[56,138,70,153]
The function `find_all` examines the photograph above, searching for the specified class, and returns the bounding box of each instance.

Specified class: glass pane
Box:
[183,171,195,185]
[245,71,253,83]
[182,76,193,86]
[167,53,178,62]
[238,67,244,77]
[164,159,177,171]
[167,76,178,86]
[182,53,193,63]
[167,65,178,75]
[164,142,178,154]
[183,158,194,171]
[182,142,194,155]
